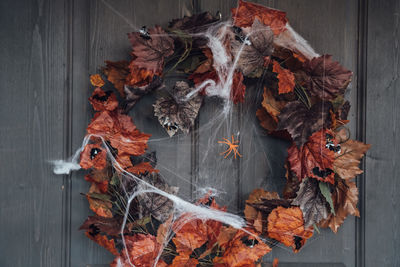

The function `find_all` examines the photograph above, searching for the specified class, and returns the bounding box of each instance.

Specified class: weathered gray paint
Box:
[0,0,398,266]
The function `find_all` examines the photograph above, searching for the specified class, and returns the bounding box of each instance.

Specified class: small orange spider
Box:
[218,135,242,159]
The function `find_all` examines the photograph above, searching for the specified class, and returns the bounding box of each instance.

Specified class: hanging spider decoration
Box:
[218,135,242,159]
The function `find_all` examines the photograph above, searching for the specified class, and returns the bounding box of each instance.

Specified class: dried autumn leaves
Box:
[79,76,273,266]
[245,3,370,241]
[76,0,371,266]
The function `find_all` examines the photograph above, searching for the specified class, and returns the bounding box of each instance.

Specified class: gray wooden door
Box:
[1,0,399,266]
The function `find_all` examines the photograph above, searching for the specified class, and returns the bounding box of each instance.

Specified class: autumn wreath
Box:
[71,1,370,266]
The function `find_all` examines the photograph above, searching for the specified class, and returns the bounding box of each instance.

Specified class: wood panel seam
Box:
[355,0,368,266]
[61,0,74,266]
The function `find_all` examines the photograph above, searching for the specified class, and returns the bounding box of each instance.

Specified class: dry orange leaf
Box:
[172,197,225,255]
[319,179,359,232]
[90,74,105,87]
[333,128,371,180]
[232,0,288,35]
[80,143,107,170]
[172,218,209,255]
[111,234,167,267]
[272,60,295,94]
[267,206,313,252]
[217,228,271,266]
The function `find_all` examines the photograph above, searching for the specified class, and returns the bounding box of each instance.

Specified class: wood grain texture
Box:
[365,0,400,266]
[0,0,68,266]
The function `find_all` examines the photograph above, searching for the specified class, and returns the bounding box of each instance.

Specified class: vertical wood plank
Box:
[0,0,68,266]
[365,0,400,266]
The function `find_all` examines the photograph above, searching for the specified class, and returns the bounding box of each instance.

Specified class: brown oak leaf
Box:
[128,25,174,73]
[232,0,288,35]
[277,100,333,147]
[333,128,371,180]
[299,55,352,100]
[267,206,313,252]
[318,179,359,232]
[287,129,336,184]
[292,178,330,227]
[272,60,295,94]
[154,81,203,137]
[231,19,274,76]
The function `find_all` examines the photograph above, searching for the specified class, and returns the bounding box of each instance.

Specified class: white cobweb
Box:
[52,3,325,266]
